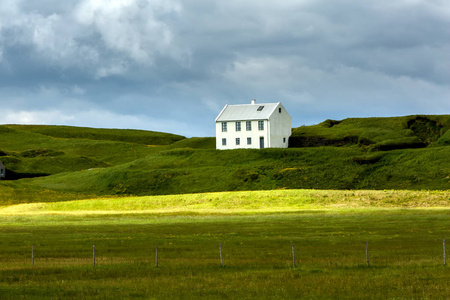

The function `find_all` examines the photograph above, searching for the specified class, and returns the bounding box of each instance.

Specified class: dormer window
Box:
[257,106,264,111]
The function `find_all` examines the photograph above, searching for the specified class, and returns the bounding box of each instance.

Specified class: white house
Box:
[0,161,5,180]
[215,100,292,150]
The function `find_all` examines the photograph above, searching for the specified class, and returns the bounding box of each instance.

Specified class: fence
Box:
[12,238,447,269]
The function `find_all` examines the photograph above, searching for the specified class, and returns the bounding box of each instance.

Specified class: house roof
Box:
[215,102,281,122]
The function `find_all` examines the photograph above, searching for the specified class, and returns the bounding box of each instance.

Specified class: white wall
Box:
[216,120,268,150]
[268,103,292,148]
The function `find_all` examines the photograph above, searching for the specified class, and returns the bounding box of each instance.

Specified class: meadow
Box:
[0,117,449,298]
[1,190,450,299]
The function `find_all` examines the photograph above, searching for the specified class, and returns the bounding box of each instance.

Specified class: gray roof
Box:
[215,102,280,122]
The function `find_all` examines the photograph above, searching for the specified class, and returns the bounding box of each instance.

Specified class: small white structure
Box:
[215,100,292,150]
[0,161,5,180]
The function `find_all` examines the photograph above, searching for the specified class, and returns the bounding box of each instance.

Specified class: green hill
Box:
[290,115,450,149]
[0,125,185,178]
[0,116,449,204]
[5,125,185,145]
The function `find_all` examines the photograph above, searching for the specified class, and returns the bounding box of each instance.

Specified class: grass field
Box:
[1,190,450,299]
[0,119,449,298]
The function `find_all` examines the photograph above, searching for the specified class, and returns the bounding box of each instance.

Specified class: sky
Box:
[0,0,449,137]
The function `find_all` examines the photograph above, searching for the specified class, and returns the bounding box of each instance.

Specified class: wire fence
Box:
[3,238,447,269]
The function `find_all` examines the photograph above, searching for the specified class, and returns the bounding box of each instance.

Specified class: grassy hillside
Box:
[0,125,184,178]
[20,146,446,200]
[291,115,450,149]
[5,125,185,145]
[0,116,449,204]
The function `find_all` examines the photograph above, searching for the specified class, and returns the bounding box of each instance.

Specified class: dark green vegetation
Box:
[1,205,450,299]
[0,115,449,204]
[291,115,450,148]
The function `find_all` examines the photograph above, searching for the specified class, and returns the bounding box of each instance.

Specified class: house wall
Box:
[268,103,292,148]
[216,120,268,150]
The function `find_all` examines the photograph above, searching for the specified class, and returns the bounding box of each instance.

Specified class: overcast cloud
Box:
[0,0,449,137]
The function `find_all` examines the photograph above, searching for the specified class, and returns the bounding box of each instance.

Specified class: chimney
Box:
[251,99,256,105]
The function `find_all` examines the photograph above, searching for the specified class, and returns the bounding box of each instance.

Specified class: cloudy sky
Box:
[0,0,449,137]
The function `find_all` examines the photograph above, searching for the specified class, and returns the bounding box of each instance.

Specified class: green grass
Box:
[4,124,185,145]
[14,146,447,202]
[1,189,449,215]
[1,117,449,203]
[291,115,450,149]
[0,125,178,176]
[1,190,450,299]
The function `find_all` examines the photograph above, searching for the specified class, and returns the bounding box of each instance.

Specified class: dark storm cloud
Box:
[0,0,449,136]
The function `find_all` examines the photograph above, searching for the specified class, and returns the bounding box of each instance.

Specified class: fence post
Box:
[292,243,296,268]
[32,245,34,267]
[219,243,224,267]
[156,244,159,267]
[444,238,447,266]
[93,245,96,268]
[366,242,369,267]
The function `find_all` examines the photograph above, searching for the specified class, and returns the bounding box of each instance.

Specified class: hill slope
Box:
[291,115,450,149]
[0,116,449,204]
[0,125,185,178]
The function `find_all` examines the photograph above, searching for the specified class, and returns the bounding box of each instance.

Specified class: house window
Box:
[283,137,286,143]
[235,122,241,132]
[257,106,264,111]
[247,137,252,145]
[236,138,240,145]
[246,121,252,131]
[222,122,227,132]
[258,121,264,130]
[222,138,227,146]
[279,108,282,113]
[0,169,3,176]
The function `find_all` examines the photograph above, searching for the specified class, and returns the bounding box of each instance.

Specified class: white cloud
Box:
[2,109,76,124]
[1,0,450,136]
[0,0,186,77]
[75,0,182,64]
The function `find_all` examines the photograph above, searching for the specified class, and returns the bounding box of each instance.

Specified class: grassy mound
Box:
[2,189,449,215]
[8,145,445,204]
[167,137,215,149]
[0,125,184,178]
[290,115,450,150]
[5,125,185,145]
